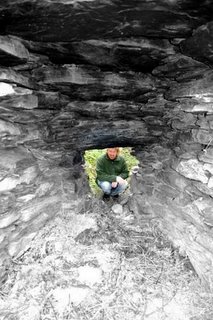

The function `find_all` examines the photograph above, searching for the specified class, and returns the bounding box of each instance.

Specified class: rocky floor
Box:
[0,194,212,320]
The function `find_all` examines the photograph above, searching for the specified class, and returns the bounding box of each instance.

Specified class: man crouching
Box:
[96,148,129,200]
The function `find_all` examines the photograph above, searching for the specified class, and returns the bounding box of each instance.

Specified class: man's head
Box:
[106,148,120,160]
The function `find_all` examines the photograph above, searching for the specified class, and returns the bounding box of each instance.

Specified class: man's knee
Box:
[98,181,111,194]
[119,180,128,192]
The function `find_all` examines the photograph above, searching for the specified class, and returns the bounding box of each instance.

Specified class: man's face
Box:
[107,148,118,160]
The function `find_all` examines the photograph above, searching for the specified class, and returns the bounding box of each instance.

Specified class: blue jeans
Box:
[97,180,128,196]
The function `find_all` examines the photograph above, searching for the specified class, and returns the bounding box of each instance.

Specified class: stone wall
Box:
[0,37,81,282]
[131,126,213,288]
[0,137,78,284]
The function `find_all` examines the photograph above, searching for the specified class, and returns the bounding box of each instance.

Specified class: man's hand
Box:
[111,181,118,188]
[116,176,126,184]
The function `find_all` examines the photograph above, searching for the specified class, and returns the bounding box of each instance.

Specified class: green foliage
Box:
[84,147,139,194]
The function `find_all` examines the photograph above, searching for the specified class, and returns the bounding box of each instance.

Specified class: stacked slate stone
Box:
[0,0,213,288]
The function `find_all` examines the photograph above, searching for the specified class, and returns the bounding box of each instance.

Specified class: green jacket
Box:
[96,154,129,183]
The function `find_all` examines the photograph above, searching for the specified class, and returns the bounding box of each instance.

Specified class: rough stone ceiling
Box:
[0,0,213,69]
[1,0,213,150]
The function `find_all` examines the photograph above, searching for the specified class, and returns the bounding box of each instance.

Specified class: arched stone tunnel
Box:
[1,0,213,289]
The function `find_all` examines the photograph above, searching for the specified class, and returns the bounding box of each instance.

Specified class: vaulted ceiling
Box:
[1,0,213,69]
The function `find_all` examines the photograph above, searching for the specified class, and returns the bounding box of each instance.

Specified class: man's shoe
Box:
[112,194,119,199]
[103,193,110,201]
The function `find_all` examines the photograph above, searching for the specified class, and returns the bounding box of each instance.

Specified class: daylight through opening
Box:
[83,147,139,196]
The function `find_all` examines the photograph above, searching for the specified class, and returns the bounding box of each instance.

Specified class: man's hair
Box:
[106,147,120,155]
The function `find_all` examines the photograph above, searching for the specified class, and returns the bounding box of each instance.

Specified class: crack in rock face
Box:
[0,0,213,297]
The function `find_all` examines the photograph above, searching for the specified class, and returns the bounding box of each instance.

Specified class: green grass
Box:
[84,147,139,194]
